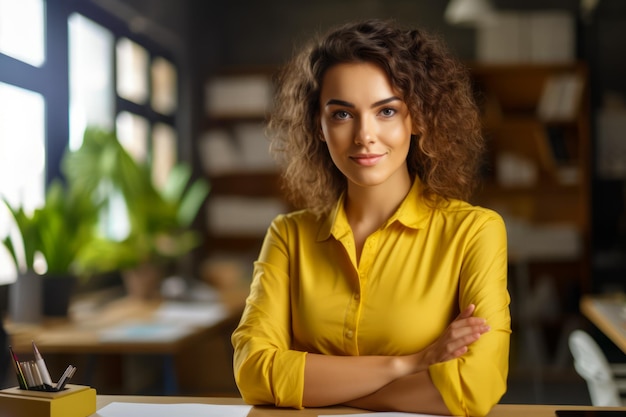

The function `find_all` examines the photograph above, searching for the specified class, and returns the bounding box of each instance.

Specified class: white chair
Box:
[568,329,626,406]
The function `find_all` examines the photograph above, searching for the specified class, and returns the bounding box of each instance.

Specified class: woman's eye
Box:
[380,108,396,117]
[332,110,351,120]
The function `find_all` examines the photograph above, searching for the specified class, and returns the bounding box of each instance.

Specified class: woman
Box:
[231,19,510,417]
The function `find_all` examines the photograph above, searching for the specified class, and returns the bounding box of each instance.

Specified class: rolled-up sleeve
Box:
[429,213,511,417]
[231,215,307,408]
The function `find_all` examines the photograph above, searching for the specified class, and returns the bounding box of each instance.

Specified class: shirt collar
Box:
[317,178,431,242]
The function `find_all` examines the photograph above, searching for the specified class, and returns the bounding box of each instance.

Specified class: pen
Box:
[8,346,28,389]
[28,361,45,390]
[55,364,76,390]
[32,341,53,387]
[21,361,34,389]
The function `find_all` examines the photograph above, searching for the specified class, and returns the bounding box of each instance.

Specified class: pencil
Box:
[8,346,28,389]
[55,364,74,389]
[32,341,53,386]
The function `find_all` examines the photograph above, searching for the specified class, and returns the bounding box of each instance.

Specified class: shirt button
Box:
[345,329,354,339]
[354,294,360,300]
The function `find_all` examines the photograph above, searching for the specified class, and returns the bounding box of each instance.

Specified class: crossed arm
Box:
[302,304,490,414]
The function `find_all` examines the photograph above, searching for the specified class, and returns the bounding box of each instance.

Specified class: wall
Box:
[191,0,474,71]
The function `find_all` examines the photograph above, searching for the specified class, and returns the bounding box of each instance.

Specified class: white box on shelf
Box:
[207,196,287,235]
[477,11,575,64]
[205,75,272,117]
[476,12,527,63]
[198,129,241,175]
[234,122,277,171]
[527,11,575,63]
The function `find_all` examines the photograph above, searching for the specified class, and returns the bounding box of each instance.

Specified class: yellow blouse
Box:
[231,179,511,417]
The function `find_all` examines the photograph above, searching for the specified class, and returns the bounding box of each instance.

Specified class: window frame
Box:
[0,0,181,188]
[0,0,183,284]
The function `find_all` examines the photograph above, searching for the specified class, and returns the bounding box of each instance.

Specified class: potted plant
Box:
[1,178,100,321]
[63,127,210,300]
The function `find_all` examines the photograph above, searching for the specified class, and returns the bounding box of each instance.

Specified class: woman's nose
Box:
[355,116,375,145]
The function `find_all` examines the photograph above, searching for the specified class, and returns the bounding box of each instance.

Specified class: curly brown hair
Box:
[267,19,484,215]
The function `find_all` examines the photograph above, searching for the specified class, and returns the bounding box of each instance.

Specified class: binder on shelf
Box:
[204,74,272,117]
[537,73,584,121]
[0,384,96,417]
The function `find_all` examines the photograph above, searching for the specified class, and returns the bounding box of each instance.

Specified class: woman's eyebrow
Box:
[325,98,354,108]
[371,96,402,107]
[324,96,402,108]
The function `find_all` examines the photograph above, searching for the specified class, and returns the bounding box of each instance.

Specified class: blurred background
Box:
[0,0,625,406]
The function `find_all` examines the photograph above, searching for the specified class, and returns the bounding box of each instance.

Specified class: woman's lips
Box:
[350,153,385,166]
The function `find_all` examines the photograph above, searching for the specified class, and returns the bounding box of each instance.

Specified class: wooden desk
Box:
[5,286,248,395]
[93,396,626,416]
[580,294,626,354]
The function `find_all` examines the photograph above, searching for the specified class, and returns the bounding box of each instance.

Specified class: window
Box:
[0,0,46,284]
[68,13,115,150]
[116,111,149,163]
[152,123,178,189]
[151,57,178,115]
[0,83,46,282]
[68,12,180,241]
[0,1,181,283]
[0,0,45,67]
[116,37,149,105]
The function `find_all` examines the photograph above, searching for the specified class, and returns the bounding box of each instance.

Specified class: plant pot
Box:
[9,270,42,324]
[121,263,164,301]
[42,274,76,317]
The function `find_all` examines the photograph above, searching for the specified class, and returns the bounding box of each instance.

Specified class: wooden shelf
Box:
[203,114,268,130]
[469,62,591,294]
[209,171,282,197]
[204,235,265,256]
[201,69,287,260]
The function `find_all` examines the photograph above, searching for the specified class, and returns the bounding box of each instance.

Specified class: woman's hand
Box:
[398,304,489,374]
[422,303,489,364]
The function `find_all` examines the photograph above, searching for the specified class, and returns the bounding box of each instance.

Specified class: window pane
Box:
[0,0,45,67]
[116,38,149,104]
[68,13,115,150]
[152,123,178,190]
[116,111,149,163]
[0,83,45,284]
[151,57,178,115]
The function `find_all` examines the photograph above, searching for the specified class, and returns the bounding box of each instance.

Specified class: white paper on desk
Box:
[154,301,228,326]
[322,413,451,417]
[96,402,252,417]
[99,322,194,342]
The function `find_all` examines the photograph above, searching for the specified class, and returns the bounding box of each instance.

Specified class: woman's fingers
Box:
[457,303,476,319]
[442,329,486,359]
[434,305,490,362]
[418,304,490,367]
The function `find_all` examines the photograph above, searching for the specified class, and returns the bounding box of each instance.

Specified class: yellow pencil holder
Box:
[0,384,96,417]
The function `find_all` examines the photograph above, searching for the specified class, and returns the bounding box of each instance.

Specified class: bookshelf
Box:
[470,64,589,228]
[199,69,287,260]
[469,63,591,326]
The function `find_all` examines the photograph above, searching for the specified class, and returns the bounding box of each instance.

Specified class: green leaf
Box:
[1,235,18,271]
[1,198,38,270]
[177,180,210,228]
[161,164,192,203]
[59,126,211,274]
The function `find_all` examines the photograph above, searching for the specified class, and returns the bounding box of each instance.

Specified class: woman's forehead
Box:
[320,62,400,104]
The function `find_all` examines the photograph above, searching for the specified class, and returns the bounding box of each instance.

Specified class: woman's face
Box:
[319,62,413,190]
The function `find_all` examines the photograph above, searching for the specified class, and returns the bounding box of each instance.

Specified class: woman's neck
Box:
[344,170,412,261]
[345,172,412,224]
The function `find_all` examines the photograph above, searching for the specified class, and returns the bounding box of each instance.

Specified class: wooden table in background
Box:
[5,285,248,395]
[580,294,626,354]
